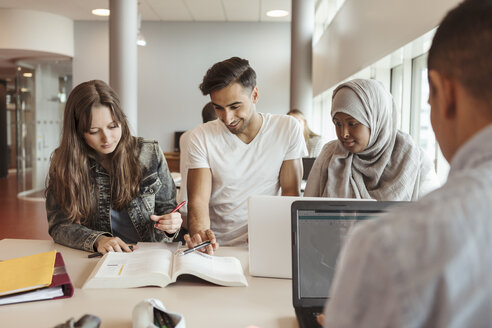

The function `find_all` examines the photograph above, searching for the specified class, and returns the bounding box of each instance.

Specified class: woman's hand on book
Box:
[184,229,219,255]
[151,212,183,234]
[95,236,135,254]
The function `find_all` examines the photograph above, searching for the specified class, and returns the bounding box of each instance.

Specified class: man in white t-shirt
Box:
[184,57,307,252]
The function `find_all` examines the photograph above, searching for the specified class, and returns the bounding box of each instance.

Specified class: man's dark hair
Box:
[199,57,257,95]
[428,0,492,103]
[202,102,217,123]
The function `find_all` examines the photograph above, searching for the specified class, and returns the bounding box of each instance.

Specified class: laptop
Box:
[248,195,364,279]
[291,200,405,328]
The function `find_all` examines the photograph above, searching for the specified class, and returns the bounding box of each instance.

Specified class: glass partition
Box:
[15,66,35,195]
[14,61,71,199]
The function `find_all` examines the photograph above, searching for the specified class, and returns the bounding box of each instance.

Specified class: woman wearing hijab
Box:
[304,78,439,200]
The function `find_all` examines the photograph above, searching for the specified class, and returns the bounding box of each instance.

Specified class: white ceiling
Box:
[0,0,291,22]
[0,0,291,74]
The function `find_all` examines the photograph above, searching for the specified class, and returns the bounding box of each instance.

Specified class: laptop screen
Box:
[292,201,404,307]
[297,208,380,299]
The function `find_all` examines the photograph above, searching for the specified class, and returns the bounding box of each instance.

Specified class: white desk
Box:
[0,239,298,328]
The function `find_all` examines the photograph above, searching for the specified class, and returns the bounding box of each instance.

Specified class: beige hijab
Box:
[310,79,429,200]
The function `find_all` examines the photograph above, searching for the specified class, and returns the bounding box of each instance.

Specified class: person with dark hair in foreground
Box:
[46,80,182,253]
[185,57,307,252]
[318,0,492,326]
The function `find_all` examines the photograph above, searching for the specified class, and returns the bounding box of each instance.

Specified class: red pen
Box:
[154,201,186,228]
[170,200,186,213]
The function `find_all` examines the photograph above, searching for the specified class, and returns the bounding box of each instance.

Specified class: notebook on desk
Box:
[247,195,356,279]
[291,200,405,328]
[0,251,74,306]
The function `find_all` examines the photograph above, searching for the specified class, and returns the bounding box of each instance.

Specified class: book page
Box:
[172,252,248,287]
[134,242,181,253]
[83,249,174,289]
[0,286,63,306]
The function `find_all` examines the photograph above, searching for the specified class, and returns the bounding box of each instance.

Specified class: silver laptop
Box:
[247,195,359,279]
[291,200,406,328]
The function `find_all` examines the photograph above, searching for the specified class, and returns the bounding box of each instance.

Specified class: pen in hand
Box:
[170,200,186,213]
[153,201,185,230]
[180,240,212,256]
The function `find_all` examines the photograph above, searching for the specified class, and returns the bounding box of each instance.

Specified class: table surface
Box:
[0,239,298,328]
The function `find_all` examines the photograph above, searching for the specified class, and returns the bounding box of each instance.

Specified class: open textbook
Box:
[82,242,248,289]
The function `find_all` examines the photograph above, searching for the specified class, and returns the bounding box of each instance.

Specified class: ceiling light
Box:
[136,13,146,46]
[23,73,33,77]
[137,31,147,46]
[266,10,289,18]
[92,8,110,17]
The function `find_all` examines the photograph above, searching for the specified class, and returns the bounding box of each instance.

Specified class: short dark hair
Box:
[428,0,492,103]
[202,102,217,123]
[199,57,257,95]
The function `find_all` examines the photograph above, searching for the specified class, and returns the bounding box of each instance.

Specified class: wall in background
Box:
[74,21,291,151]
[313,0,461,96]
[73,22,110,89]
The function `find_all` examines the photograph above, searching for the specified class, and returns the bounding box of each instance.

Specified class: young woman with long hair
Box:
[46,80,182,253]
[287,109,324,158]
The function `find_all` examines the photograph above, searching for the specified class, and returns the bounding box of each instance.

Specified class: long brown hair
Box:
[46,80,141,223]
[287,109,319,144]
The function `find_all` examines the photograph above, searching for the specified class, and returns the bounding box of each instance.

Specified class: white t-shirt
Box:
[177,130,191,227]
[187,113,307,245]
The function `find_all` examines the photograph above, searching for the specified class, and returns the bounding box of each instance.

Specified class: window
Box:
[313,88,336,142]
[410,54,449,182]
[390,64,404,130]
[411,54,435,159]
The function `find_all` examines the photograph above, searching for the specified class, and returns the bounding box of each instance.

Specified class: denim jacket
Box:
[46,138,178,252]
